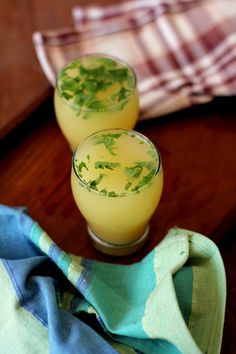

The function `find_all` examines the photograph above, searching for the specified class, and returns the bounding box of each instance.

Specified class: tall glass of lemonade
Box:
[71,129,163,256]
[54,54,139,151]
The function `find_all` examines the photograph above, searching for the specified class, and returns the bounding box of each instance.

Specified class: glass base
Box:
[87,225,149,256]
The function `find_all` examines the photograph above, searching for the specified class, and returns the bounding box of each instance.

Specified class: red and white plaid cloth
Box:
[32,0,236,119]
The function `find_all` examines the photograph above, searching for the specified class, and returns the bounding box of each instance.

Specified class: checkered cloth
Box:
[33,0,236,119]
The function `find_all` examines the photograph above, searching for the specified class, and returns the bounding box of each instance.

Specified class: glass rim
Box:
[72,128,162,197]
[55,53,138,113]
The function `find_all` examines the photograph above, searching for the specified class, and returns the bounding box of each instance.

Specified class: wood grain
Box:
[0,0,51,138]
[0,0,119,139]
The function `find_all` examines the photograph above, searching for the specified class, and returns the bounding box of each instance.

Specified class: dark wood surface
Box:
[0,0,114,138]
[0,1,235,353]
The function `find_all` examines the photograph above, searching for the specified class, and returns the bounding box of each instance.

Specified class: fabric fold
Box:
[0,205,226,353]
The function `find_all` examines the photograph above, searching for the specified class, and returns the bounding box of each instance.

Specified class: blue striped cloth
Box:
[0,205,226,353]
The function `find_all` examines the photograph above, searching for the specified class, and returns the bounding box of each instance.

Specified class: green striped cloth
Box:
[31,224,226,353]
[0,205,226,353]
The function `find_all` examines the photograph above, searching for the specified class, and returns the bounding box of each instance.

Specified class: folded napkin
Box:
[32,0,236,119]
[0,204,226,353]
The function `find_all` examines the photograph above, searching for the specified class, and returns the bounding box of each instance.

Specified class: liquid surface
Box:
[73,130,160,196]
[57,55,136,115]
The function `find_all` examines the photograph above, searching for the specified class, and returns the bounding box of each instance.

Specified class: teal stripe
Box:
[58,252,72,276]
[85,251,156,337]
[30,223,44,246]
[30,223,72,277]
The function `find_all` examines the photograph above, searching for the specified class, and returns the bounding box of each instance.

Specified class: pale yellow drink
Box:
[54,55,139,151]
[71,129,163,250]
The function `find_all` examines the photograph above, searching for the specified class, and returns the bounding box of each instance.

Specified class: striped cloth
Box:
[0,204,226,353]
[32,0,236,119]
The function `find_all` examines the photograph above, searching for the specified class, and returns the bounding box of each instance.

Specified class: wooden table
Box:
[0,1,236,353]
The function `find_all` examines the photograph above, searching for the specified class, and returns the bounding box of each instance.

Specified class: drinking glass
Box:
[71,128,163,256]
[54,54,139,151]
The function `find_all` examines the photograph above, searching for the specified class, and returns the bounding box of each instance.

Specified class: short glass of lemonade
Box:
[71,128,163,256]
[54,54,139,151]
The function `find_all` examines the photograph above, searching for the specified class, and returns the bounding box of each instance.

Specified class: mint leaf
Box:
[97,57,118,68]
[58,57,135,116]
[95,161,120,170]
[124,165,142,179]
[108,191,118,197]
[147,150,157,159]
[60,78,80,93]
[84,80,98,92]
[131,168,156,192]
[76,161,88,174]
[88,174,104,191]
[62,91,73,100]
[111,87,131,102]
[79,65,88,75]
[88,100,107,111]
[135,161,155,171]
[125,181,132,191]
[93,133,122,155]
[100,188,108,196]
[108,68,128,83]
[127,74,135,88]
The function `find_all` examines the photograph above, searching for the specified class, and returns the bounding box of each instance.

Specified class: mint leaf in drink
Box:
[60,78,80,93]
[95,161,120,170]
[108,68,129,84]
[88,65,106,82]
[62,91,73,100]
[125,181,132,191]
[58,56,135,115]
[147,149,157,159]
[93,133,122,155]
[127,74,135,88]
[135,161,155,171]
[118,87,130,101]
[111,87,131,102]
[74,91,88,106]
[139,168,156,186]
[124,165,143,179]
[88,174,104,191]
[100,188,108,196]
[108,191,118,197]
[84,80,98,92]
[79,64,88,76]
[76,161,88,174]
[124,161,154,180]
[97,57,118,68]
[87,100,107,111]
[131,168,156,192]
